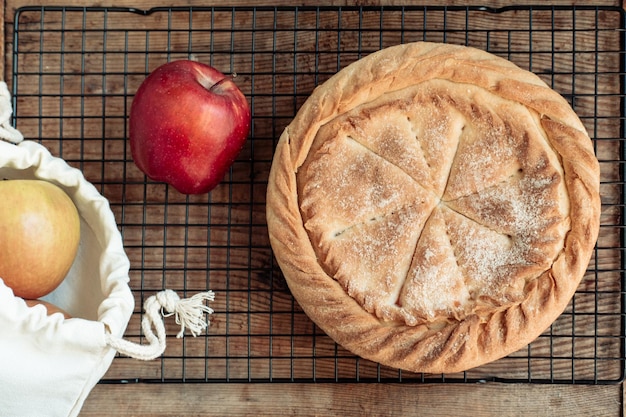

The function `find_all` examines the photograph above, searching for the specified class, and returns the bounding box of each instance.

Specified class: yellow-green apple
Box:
[0,179,80,299]
[129,60,251,194]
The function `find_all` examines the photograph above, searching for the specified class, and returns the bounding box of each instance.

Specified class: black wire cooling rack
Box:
[9,5,626,384]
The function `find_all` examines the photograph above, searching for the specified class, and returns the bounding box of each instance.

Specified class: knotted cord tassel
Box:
[158,289,215,338]
[105,289,215,361]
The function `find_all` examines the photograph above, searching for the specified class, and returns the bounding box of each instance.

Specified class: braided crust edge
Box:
[266,42,600,373]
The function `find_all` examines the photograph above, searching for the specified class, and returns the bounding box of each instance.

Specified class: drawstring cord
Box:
[0,81,216,361]
[105,290,215,361]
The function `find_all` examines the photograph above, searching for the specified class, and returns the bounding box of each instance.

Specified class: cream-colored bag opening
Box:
[0,82,214,417]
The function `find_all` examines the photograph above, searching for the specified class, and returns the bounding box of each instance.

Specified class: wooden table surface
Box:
[2,0,625,415]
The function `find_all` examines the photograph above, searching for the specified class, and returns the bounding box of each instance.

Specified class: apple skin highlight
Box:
[0,179,80,300]
[129,60,251,195]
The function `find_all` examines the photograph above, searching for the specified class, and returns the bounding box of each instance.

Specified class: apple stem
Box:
[209,73,237,92]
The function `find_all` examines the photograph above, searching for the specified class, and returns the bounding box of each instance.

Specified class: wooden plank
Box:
[81,382,623,417]
[5,0,622,18]
[2,1,624,416]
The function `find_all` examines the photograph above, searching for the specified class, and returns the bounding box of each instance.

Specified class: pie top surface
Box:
[266,42,600,373]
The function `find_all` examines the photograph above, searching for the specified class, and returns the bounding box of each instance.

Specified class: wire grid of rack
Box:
[9,5,626,384]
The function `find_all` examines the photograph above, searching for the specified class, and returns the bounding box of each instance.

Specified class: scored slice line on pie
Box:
[267,42,600,373]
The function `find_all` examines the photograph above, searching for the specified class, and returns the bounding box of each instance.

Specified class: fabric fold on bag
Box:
[0,81,215,417]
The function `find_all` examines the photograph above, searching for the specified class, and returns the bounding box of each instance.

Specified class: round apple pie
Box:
[266,42,600,373]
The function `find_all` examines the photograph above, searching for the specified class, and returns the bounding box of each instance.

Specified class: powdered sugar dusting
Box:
[298,78,569,326]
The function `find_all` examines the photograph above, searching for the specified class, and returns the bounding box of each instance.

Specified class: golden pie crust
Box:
[266,42,600,373]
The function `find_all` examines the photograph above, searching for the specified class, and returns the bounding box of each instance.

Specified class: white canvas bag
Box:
[0,82,214,416]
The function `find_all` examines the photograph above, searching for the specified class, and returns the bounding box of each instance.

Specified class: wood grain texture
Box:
[2,0,624,416]
[5,0,621,16]
[80,382,623,417]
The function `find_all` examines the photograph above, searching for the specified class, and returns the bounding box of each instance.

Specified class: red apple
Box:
[129,60,251,194]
